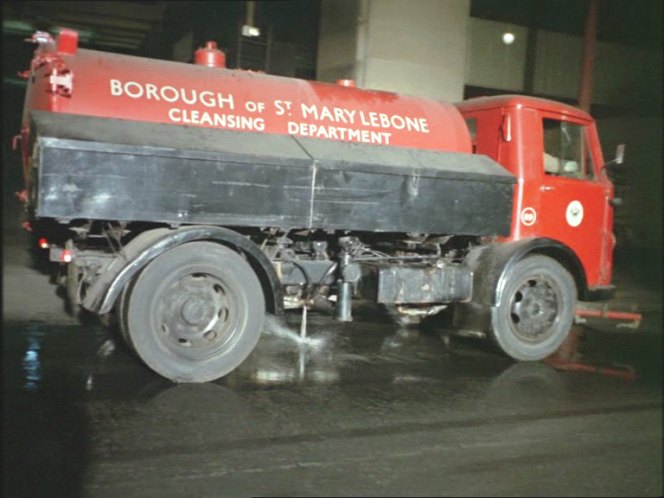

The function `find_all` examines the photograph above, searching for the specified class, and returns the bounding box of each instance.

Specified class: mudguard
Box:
[82,226,283,316]
[467,237,590,307]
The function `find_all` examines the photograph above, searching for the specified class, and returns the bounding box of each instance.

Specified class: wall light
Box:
[242,24,260,37]
[502,32,515,45]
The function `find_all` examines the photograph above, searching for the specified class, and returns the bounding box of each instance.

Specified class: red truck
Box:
[16,29,624,382]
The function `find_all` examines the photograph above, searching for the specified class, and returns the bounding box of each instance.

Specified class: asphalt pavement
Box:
[2,186,663,497]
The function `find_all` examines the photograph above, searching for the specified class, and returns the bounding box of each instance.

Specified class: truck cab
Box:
[456,96,615,294]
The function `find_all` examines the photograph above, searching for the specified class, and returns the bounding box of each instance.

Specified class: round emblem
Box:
[520,207,537,226]
[566,200,584,227]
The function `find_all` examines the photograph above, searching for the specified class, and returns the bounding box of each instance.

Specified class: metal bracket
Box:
[574,305,642,330]
[48,68,73,97]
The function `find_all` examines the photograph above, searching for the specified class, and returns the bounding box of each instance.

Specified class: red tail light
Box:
[61,249,73,263]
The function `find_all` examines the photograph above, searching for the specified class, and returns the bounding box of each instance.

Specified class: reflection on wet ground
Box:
[3,297,662,496]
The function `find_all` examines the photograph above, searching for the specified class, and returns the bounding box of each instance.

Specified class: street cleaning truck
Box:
[15,29,623,382]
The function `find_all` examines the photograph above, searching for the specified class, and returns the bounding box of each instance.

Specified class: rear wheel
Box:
[491,255,576,361]
[126,242,265,382]
[117,279,135,353]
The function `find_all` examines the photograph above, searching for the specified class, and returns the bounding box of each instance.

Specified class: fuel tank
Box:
[22,29,471,154]
[21,29,514,238]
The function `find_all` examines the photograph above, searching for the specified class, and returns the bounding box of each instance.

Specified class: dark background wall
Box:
[3,0,662,267]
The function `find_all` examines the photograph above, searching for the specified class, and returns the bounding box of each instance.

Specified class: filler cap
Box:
[194,41,226,68]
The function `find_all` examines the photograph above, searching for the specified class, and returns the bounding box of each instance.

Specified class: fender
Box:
[467,237,590,307]
[82,226,283,316]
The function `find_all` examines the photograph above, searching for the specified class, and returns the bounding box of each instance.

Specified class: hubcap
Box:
[153,272,239,359]
[509,276,559,342]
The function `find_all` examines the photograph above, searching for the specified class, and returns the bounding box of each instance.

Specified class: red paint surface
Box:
[194,41,226,68]
[21,31,616,290]
[575,308,642,323]
[545,358,637,381]
[456,96,616,288]
[22,37,470,155]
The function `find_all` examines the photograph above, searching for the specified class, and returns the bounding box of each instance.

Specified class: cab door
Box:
[537,116,613,287]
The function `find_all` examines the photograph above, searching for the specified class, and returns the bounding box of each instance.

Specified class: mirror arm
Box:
[602,144,625,169]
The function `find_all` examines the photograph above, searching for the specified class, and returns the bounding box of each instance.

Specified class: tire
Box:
[116,278,136,353]
[490,255,576,361]
[125,241,265,383]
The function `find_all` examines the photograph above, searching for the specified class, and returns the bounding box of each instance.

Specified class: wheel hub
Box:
[154,272,237,357]
[180,296,214,326]
[510,277,559,342]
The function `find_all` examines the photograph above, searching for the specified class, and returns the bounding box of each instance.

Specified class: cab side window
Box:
[465,118,477,153]
[543,119,594,180]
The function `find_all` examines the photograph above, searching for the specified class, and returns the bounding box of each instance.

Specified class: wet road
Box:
[3,208,663,497]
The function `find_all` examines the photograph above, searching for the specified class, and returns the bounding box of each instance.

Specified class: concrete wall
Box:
[320,10,662,107]
[318,0,470,102]
[465,17,663,108]
[465,18,527,92]
[597,117,663,252]
[317,0,361,82]
[593,41,658,107]
[533,32,655,106]
[532,30,583,99]
[361,0,470,101]
[172,31,193,62]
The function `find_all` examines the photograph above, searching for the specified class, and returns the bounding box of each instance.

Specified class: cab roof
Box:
[454,95,592,121]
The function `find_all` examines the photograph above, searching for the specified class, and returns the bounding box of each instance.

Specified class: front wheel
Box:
[491,255,576,361]
[125,241,265,382]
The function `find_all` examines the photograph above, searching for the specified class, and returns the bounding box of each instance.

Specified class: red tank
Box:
[21,29,471,160]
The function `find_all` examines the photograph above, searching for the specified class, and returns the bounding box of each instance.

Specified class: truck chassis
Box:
[27,111,587,382]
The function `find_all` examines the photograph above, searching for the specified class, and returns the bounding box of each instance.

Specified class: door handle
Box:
[540,185,555,192]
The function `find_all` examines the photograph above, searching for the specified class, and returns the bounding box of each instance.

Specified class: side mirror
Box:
[604,144,625,168]
[614,144,625,164]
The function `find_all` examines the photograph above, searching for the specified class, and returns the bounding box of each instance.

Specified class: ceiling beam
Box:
[20,1,165,23]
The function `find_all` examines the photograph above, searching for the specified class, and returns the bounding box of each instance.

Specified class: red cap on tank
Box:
[56,28,78,55]
[194,41,226,68]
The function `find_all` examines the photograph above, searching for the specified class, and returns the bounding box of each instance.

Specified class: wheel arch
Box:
[468,237,588,308]
[82,226,283,316]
